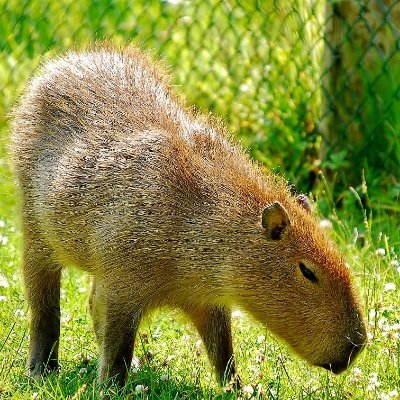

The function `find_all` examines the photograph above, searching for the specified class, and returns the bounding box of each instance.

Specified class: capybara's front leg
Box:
[186,305,236,385]
[22,229,61,378]
[96,292,143,387]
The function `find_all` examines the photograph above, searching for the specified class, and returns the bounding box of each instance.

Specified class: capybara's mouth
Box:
[319,362,348,375]
[318,341,365,374]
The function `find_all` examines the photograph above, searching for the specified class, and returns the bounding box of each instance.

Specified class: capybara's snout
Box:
[319,318,367,374]
[320,341,365,374]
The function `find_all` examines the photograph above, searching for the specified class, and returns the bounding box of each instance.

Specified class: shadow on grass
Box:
[9,359,240,400]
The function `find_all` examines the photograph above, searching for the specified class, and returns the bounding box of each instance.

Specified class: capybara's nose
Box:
[320,361,347,375]
[319,340,365,374]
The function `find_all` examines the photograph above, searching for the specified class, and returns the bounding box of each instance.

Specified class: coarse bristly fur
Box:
[11,43,367,387]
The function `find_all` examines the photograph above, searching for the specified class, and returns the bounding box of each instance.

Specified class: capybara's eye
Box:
[299,263,318,283]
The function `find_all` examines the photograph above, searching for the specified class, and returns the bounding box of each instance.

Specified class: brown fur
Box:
[11,44,366,386]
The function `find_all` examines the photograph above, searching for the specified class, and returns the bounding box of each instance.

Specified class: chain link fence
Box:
[1,0,399,195]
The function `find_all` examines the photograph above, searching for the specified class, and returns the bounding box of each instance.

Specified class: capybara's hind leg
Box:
[185,305,236,385]
[22,227,61,378]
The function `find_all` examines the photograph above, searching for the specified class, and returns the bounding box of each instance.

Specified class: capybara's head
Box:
[233,195,366,374]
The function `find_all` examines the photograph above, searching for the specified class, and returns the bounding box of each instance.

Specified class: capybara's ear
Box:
[297,194,311,213]
[262,202,290,240]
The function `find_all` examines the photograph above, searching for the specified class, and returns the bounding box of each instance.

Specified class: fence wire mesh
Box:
[1,0,399,192]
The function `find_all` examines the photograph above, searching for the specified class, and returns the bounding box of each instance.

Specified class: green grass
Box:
[0,0,400,398]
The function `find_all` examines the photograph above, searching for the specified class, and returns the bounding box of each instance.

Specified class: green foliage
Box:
[320,1,400,196]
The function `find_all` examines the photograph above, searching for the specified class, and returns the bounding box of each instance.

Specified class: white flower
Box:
[0,274,9,288]
[264,64,272,73]
[61,314,72,324]
[256,383,263,395]
[79,367,87,374]
[15,309,25,317]
[160,374,168,381]
[368,372,381,389]
[375,248,386,256]
[319,220,333,229]
[391,323,400,331]
[131,356,140,373]
[378,317,390,332]
[0,235,8,245]
[390,260,399,267]
[232,310,243,319]
[257,335,265,343]
[165,0,183,4]
[0,296,7,302]
[379,390,399,400]
[384,282,396,292]
[242,384,254,398]
[134,384,147,393]
[255,350,265,363]
[32,393,39,399]
[350,366,362,383]
[0,220,4,228]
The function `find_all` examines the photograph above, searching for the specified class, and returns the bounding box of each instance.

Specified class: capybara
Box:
[11,45,366,386]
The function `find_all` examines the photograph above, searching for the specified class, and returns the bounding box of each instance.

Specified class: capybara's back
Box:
[12,45,366,387]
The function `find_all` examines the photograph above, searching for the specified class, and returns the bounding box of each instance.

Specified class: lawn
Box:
[0,0,399,399]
